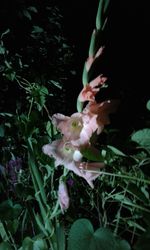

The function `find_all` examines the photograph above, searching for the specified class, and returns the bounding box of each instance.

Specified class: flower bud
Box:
[58,182,69,213]
[73,150,83,162]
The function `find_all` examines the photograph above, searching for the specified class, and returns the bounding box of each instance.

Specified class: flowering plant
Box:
[0,0,150,250]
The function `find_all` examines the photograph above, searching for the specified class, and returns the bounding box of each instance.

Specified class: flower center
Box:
[70,118,83,133]
[62,142,74,159]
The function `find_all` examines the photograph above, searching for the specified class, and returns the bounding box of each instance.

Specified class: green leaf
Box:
[107,145,126,156]
[81,147,103,161]
[56,224,66,250]
[22,237,33,250]
[82,63,89,86]
[0,45,5,55]
[33,238,48,250]
[0,222,9,241]
[131,129,150,149]
[22,236,47,250]
[28,6,38,13]
[0,242,12,250]
[93,228,118,250]
[32,85,48,111]
[118,240,131,250]
[23,10,32,20]
[89,30,96,57]
[4,68,16,81]
[96,0,110,30]
[7,219,19,235]
[127,183,149,204]
[0,125,5,137]
[46,121,52,137]
[134,229,150,250]
[68,218,130,250]
[43,164,53,184]
[146,100,150,111]
[0,200,22,221]
[32,26,44,33]
[49,80,62,89]
[68,219,93,250]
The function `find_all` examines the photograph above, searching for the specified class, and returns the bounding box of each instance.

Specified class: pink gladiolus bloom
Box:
[42,140,104,188]
[42,139,84,176]
[83,100,119,134]
[42,140,81,174]
[58,182,69,213]
[52,113,83,142]
[52,112,97,146]
[78,75,107,103]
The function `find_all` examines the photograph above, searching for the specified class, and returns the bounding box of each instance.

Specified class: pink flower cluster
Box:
[43,67,117,189]
[42,46,118,212]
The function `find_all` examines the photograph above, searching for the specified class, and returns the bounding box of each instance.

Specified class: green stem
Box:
[28,97,34,118]
[85,170,150,185]
[0,221,9,241]
[114,183,128,235]
[27,139,57,249]
[100,171,150,185]
[28,138,47,205]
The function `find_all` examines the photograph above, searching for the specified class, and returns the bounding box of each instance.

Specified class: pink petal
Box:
[95,46,104,59]
[83,100,119,134]
[53,113,84,141]
[86,57,94,72]
[42,139,74,167]
[78,75,107,103]
[86,46,104,72]
[52,113,70,135]
[42,140,83,176]
[79,162,104,188]
[89,75,107,88]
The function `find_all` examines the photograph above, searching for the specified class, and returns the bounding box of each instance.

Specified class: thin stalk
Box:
[28,139,47,205]
[114,183,128,235]
[84,170,150,185]
[27,140,57,249]
[28,97,34,118]
[0,221,9,241]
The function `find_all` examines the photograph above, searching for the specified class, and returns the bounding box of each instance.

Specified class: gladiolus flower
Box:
[52,113,83,142]
[42,139,84,176]
[83,100,119,134]
[78,75,107,103]
[51,100,115,147]
[42,140,104,188]
[52,112,97,146]
[58,182,69,213]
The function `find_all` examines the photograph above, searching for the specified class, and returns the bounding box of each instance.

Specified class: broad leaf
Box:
[131,129,150,149]
[22,237,47,250]
[68,218,131,250]
[81,147,103,161]
[0,200,22,221]
[0,242,12,250]
[146,100,150,111]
